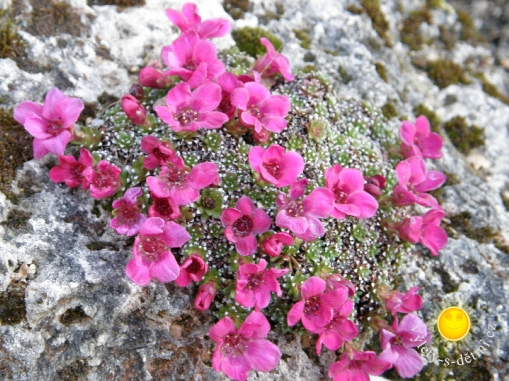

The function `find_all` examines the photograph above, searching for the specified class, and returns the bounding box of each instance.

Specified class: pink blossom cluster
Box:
[11,3,449,381]
[393,116,448,256]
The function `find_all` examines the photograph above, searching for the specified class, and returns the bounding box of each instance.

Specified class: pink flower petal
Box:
[303,187,334,218]
[317,330,342,354]
[126,258,151,286]
[33,139,49,159]
[221,354,251,381]
[301,276,326,299]
[161,221,191,248]
[187,162,219,189]
[420,225,447,256]
[248,146,264,172]
[190,83,222,113]
[287,300,304,326]
[57,97,84,127]
[235,234,258,256]
[262,117,287,133]
[42,88,67,120]
[251,209,271,234]
[244,339,281,372]
[166,82,192,111]
[415,115,430,139]
[221,208,243,226]
[338,168,365,194]
[239,311,271,339]
[209,316,237,343]
[399,120,416,145]
[42,130,72,156]
[197,111,228,129]
[13,101,43,124]
[245,82,270,107]
[275,210,308,234]
[289,178,308,200]
[150,251,180,282]
[231,88,249,110]
[414,170,447,192]
[345,191,378,219]
[235,196,256,215]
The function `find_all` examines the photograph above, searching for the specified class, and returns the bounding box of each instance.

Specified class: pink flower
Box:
[13,87,84,158]
[126,217,191,286]
[400,116,443,159]
[146,157,219,206]
[49,148,93,188]
[235,259,289,310]
[329,350,392,381]
[175,254,208,287]
[316,299,358,355]
[165,2,231,39]
[194,281,217,311]
[379,314,430,378]
[210,311,281,381]
[110,187,147,236]
[364,174,387,198]
[140,136,176,170]
[221,196,271,256]
[231,82,291,134]
[393,156,446,208]
[161,31,225,88]
[261,232,294,257]
[252,38,295,82]
[155,82,228,133]
[398,209,448,256]
[148,193,181,221]
[380,286,423,315]
[248,145,305,188]
[215,72,243,120]
[324,273,356,297]
[276,179,333,242]
[325,164,378,220]
[121,94,147,125]
[287,276,349,333]
[82,160,121,199]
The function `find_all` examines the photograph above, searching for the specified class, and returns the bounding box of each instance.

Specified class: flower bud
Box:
[139,66,168,89]
[129,84,144,99]
[261,232,294,257]
[121,94,147,125]
[363,175,386,198]
[194,281,217,311]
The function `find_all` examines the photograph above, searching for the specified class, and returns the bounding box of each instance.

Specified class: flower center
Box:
[117,203,138,223]
[222,334,246,358]
[286,201,304,217]
[247,271,264,290]
[262,160,280,178]
[406,182,416,194]
[93,167,117,190]
[303,296,322,315]
[183,59,197,71]
[217,94,232,114]
[47,118,64,136]
[175,108,198,126]
[163,166,189,185]
[333,187,348,204]
[154,197,174,216]
[232,216,253,237]
[248,105,262,119]
[202,196,216,209]
[71,164,85,180]
[187,258,203,274]
[138,236,167,261]
[153,147,169,161]
[348,360,363,370]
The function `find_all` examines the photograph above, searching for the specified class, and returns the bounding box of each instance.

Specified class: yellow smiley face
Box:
[437,307,471,341]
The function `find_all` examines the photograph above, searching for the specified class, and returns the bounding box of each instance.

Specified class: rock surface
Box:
[1,0,509,380]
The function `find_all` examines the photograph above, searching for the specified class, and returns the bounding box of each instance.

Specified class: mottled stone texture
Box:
[1,0,509,380]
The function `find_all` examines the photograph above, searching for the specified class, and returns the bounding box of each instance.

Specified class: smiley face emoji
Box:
[437,306,471,341]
